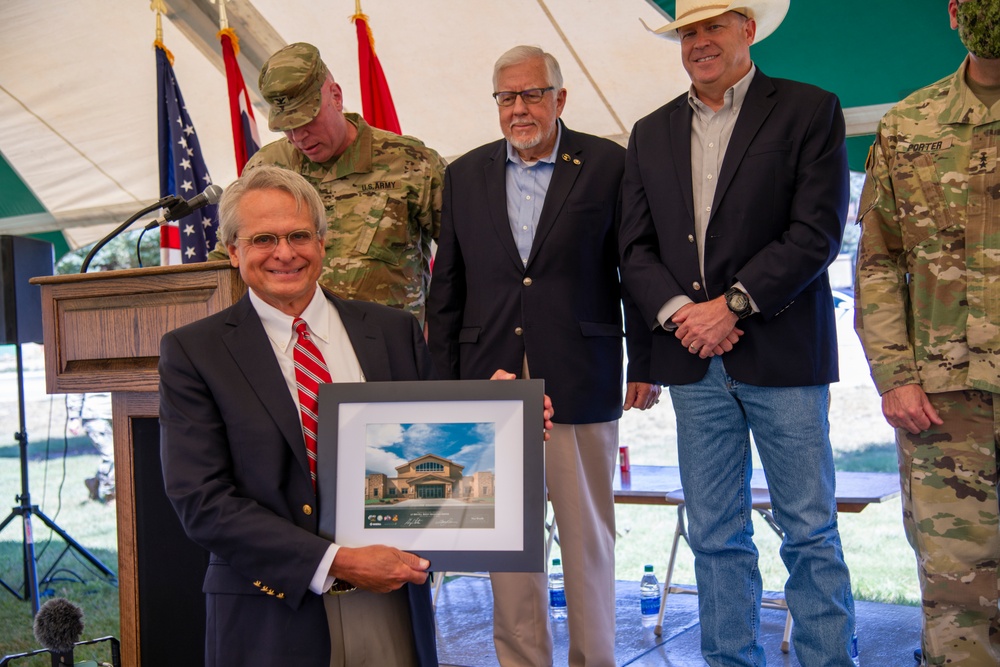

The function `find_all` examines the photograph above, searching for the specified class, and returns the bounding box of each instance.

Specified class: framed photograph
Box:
[316,379,546,572]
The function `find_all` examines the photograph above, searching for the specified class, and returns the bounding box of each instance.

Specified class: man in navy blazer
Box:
[620,2,856,665]
[428,45,657,666]
[159,166,440,667]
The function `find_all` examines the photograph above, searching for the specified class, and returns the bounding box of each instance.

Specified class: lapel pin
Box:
[573,158,581,165]
[561,153,571,162]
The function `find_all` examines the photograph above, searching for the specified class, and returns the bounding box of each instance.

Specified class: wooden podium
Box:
[32,261,246,667]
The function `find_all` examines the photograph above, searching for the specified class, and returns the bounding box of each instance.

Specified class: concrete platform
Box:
[434,577,921,666]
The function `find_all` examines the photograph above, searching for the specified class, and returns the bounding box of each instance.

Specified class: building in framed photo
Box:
[366,454,495,502]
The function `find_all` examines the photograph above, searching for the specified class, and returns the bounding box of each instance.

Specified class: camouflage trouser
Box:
[896,389,1000,666]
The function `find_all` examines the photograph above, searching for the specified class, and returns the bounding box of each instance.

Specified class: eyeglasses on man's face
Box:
[236,229,319,251]
[492,87,555,107]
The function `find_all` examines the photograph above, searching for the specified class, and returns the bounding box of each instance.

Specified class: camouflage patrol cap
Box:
[259,42,331,132]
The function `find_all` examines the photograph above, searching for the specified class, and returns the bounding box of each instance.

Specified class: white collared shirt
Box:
[248,285,364,594]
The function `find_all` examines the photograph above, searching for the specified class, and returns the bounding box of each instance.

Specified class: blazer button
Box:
[303,504,313,516]
[692,281,701,291]
[514,327,523,336]
[688,234,695,243]
[522,277,532,286]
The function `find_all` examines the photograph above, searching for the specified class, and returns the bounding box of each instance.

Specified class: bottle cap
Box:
[644,564,654,572]
[552,558,561,566]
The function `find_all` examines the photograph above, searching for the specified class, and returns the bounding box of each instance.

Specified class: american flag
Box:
[156,42,219,264]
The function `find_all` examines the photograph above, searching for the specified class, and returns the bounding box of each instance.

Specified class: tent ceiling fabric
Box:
[0,0,689,248]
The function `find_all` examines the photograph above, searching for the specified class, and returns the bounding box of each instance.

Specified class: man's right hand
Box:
[330,545,430,593]
[881,384,944,435]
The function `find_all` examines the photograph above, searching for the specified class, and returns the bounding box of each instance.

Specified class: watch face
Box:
[729,291,749,311]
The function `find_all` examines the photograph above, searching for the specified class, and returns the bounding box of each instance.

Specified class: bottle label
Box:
[640,597,660,615]
[549,589,566,608]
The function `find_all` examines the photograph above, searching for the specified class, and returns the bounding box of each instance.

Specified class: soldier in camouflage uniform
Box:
[210,43,445,325]
[854,1,1000,664]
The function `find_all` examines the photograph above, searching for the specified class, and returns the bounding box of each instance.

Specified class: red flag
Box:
[352,10,401,134]
[219,28,260,174]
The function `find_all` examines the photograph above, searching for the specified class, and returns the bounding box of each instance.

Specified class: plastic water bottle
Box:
[548,558,567,621]
[640,564,660,628]
[850,630,860,666]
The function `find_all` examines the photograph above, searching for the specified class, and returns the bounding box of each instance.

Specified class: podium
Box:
[32,261,246,667]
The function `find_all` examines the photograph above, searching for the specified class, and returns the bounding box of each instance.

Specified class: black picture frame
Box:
[317,379,546,572]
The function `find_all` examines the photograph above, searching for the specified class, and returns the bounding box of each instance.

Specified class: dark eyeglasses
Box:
[236,229,318,251]
[492,87,555,107]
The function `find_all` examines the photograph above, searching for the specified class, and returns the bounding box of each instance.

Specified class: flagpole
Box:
[151,0,167,42]
[213,0,229,31]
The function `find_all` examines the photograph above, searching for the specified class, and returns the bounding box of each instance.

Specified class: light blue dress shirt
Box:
[504,124,562,266]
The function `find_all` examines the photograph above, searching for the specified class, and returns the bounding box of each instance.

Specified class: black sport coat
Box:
[428,123,651,424]
[620,70,848,387]
[159,292,437,667]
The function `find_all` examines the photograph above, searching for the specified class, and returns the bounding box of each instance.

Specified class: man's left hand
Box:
[490,369,555,440]
[624,382,661,411]
[673,296,742,358]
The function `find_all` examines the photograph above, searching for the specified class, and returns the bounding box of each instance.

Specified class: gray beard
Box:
[507,124,553,152]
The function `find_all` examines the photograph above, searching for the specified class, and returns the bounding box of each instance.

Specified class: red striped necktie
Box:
[293,317,332,491]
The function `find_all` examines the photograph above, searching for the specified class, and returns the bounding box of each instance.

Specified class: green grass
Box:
[0,452,120,661]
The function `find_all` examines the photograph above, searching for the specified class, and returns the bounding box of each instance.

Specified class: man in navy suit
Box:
[160,166,445,666]
[427,45,657,667]
[620,2,856,665]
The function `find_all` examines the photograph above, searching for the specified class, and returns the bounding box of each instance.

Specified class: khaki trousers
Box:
[324,586,417,666]
[491,418,619,667]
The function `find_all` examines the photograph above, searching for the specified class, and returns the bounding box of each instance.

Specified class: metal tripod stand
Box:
[0,343,116,615]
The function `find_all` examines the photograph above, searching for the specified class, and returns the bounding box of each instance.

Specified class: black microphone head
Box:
[33,598,84,654]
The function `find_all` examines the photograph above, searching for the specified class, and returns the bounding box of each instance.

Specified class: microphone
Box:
[79,183,223,272]
[144,183,224,229]
[33,598,84,666]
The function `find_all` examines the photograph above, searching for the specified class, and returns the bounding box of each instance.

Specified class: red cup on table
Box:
[619,445,630,473]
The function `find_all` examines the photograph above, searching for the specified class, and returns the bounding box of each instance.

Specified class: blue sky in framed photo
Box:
[365,422,496,476]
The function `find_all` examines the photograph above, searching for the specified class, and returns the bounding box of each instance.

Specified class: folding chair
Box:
[655,487,793,653]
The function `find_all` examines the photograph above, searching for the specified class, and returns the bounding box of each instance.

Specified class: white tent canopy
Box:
[0,0,690,250]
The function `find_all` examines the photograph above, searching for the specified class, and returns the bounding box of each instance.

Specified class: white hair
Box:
[492,45,563,91]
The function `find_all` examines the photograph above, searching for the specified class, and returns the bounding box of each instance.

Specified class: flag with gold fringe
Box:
[219,27,260,174]
[352,2,401,133]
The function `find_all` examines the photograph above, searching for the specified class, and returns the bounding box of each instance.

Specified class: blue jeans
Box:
[669,357,856,667]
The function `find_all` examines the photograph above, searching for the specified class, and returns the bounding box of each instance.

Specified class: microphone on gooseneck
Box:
[80,183,224,272]
[144,183,224,230]
[33,597,84,666]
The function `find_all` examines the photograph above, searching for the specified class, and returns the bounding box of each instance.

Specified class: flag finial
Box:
[150,0,167,43]
[211,0,230,31]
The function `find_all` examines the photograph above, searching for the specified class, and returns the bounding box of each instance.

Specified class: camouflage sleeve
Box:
[415,149,446,241]
[244,149,268,172]
[854,123,920,394]
[207,241,229,261]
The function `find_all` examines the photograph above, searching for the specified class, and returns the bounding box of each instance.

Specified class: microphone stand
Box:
[0,636,121,666]
[0,345,117,614]
[79,196,180,273]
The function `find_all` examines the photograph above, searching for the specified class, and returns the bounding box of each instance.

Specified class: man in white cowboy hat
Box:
[620,1,857,665]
